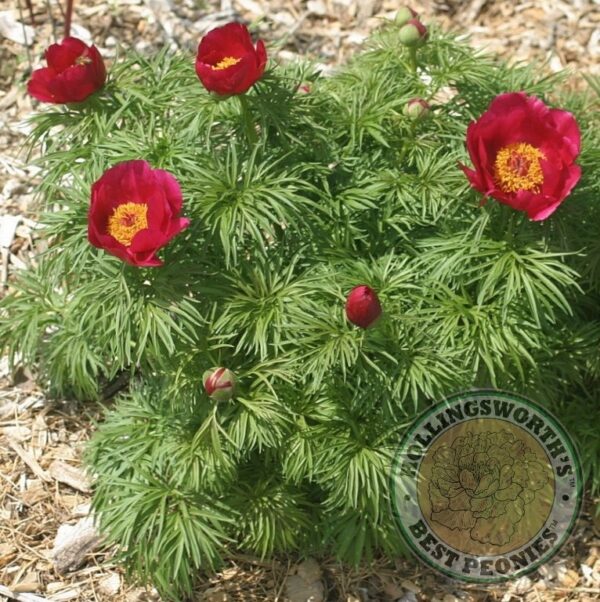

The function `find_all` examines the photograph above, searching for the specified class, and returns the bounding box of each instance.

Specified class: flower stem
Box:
[397,122,417,166]
[408,47,418,74]
[238,94,258,146]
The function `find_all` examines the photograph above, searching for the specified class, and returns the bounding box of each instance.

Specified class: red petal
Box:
[155,169,183,213]
[459,163,483,192]
[255,39,267,73]
[198,22,255,61]
[51,65,98,103]
[548,108,581,161]
[45,37,88,72]
[167,217,190,238]
[487,92,529,117]
[129,228,168,253]
[27,68,57,102]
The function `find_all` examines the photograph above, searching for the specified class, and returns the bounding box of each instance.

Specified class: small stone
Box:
[0,10,35,45]
[286,559,324,602]
[69,23,93,45]
[98,573,121,596]
[297,558,321,582]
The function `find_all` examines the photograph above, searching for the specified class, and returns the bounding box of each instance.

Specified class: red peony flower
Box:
[460,92,581,221]
[345,285,382,329]
[88,161,190,267]
[27,37,106,104]
[195,22,267,96]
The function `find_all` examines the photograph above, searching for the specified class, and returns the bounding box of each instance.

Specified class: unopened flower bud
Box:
[399,19,428,47]
[405,98,430,120]
[202,367,237,402]
[395,6,418,27]
[345,285,382,329]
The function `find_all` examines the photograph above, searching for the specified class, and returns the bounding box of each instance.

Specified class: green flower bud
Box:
[399,19,428,47]
[395,6,418,27]
[404,98,431,120]
[202,367,237,402]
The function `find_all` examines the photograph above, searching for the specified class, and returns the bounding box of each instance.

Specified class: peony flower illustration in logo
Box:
[428,430,549,546]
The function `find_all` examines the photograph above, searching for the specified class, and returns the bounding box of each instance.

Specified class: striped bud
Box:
[405,98,430,120]
[202,367,237,402]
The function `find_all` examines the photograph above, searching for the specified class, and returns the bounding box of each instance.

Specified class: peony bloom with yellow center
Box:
[195,22,267,96]
[88,160,190,267]
[460,92,581,221]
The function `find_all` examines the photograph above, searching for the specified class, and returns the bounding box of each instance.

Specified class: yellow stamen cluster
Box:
[75,55,92,65]
[107,202,148,247]
[212,56,242,71]
[494,142,545,194]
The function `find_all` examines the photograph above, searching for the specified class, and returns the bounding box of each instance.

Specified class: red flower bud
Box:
[88,160,190,267]
[405,98,430,120]
[202,367,237,402]
[399,19,428,47]
[345,285,382,329]
[395,6,418,27]
[27,37,106,104]
[195,22,267,96]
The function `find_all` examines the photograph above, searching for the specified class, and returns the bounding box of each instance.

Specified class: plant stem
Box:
[408,47,418,74]
[64,0,74,38]
[238,94,258,146]
[397,122,417,167]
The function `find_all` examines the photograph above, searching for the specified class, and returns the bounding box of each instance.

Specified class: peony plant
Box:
[1,7,599,599]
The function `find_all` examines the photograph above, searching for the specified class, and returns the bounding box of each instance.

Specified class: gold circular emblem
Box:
[391,390,582,582]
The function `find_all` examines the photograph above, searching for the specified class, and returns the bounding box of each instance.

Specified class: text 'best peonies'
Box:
[195,22,267,96]
[88,161,190,267]
[28,37,106,104]
[461,92,581,221]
